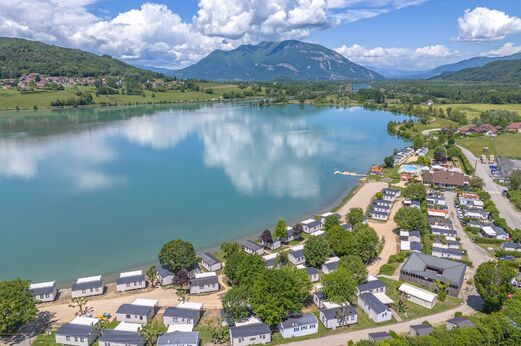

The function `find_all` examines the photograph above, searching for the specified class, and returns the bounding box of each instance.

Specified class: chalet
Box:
[480,225,508,240]
[288,245,306,265]
[409,324,433,337]
[301,219,322,234]
[358,293,392,323]
[501,242,521,252]
[320,212,341,224]
[369,209,389,221]
[310,230,326,238]
[399,283,438,309]
[229,319,271,346]
[296,265,319,282]
[262,253,278,268]
[116,299,158,324]
[71,276,104,298]
[157,331,199,346]
[279,313,318,339]
[446,317,475,330]
[55,317,100,346]
[506,122,521,133]
[190,272,220,294]
[29,281,57,303]
[199,252,222,272]
[321,257,340,274]
[239,240,264,255]
[116,270,146,293]
[383,188,401,202]
[400,253,466,296]
[319,304,357,329]
[157,265,175,286]
[401,240,422,252]
[163,302,203,330]
[431,247,464,260]
[98,322,145,346]
[422,171,469,188]
[368,332,391,342]
[340,223,353,231]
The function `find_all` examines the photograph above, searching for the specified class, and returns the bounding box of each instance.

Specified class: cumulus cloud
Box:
[327,0,427,10]
[481,42,521,57]
[457,7,521,41]
[335,43,459,69]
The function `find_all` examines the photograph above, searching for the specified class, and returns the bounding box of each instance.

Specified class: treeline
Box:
[50,92,94,107]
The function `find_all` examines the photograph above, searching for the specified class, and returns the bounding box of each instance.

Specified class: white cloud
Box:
[481,42,521,57]
[457,7,521,41]
[335,43,459,69]
[327,0,427,10]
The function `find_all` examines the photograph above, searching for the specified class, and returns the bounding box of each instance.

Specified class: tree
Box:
[433,280,448,302]
[249,268,311,326]
[470,176,484,189]
[274,219,288,239]
[347,207,365,226]
[0,279,37,333]
[259,229,273,244]
[394,206,424,231]
[402,182,427,201]
[503,291,521,326]
[158,239,198,273]
[324,215,340,232]
[69,297,90,316]
[293,223,304,240]
[326,225,351,257]
[510,169,521,191]
[139,320,164,346]
[350,224,381,264]
[475,261,516,312]
[146,265,158,288]
[339,255,368,285]
[304,236,331,268]
[384,155,394,168]
[207,318,230,344]
[276,251,289,267]
[321,267,357,304]
[173,269,191,302]
[434,145,448,162]
[223,286,250,320]
[225,253,266,287]
[394,291,409,317]
[413,135,424,149]
[221,241,241,260]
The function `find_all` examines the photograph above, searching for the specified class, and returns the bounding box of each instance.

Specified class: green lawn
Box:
[456,133,521,158]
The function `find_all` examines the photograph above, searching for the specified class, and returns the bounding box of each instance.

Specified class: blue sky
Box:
[1,0,521,70]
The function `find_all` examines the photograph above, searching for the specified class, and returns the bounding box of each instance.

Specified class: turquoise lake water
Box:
[0,103,407,283]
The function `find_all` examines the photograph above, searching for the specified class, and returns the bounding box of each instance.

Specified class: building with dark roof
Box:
[157,331,199,346]
[279,313,318,339]
[71,276,104,299]
[422,171,469,188]
[410,324,433,337]
[116,270,146,293]
[157,265,175,286]
[29,281,57,303]
[239,240,264,255]
[189,272,220,294]
[229,322,271,346]
[358,293,392,323]
[319,305,357,330]
[115,299,158,325]
[99,329,145,346]
[55,317,100,346]
[431,246,464,260]
[199,252,222,272]
[446,317,475,330]
[356,280,385,296]
[288,246,305,265]
[400,253,467,296]
[368,331,391,342]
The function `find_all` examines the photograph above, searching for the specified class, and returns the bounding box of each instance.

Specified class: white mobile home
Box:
[116,270,146,293]
[288,245,305,266]
[115,299,158,324]
[157,265,175,286]
[320,212,341,224]
[357,293,392,323]
[190,272,220,294]
[279,313,318,339]
[301,219,322,234]
[399,283,437,309]
[157,331,199,346]
[71,276,104,298]
[229,322,271,346]
[55,317,100,346]
[163,302,203,330]
[98,322,145,346]
[431,247,464,260]
[199,252,222,272]
[319,304,357,329]
[29,281,57,303]
[296,265,319,282]
[239,240,264,255]
[321,257,340,274]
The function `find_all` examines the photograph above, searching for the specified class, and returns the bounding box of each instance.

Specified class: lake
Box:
[0,103,407,283]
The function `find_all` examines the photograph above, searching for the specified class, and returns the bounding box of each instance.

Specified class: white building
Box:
[163,302,203,331]
[279,313,318,339]
[55,316,100,346]
[29,281,57,303]
[71,276,104,298]
[115,299,158,324]
[98,322,145,346]
[190,272,220,294]
[301,219,322,234]
[116,270,146,293]
[399,283,437,309]
[357,293,392,323]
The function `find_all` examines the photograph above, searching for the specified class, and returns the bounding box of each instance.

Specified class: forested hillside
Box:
[437,59,521,83]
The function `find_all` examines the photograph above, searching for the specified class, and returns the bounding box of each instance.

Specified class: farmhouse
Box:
[98,322,145,346]
[279,313,318,339]
[399,283,438,309]
[71,276,104,298]
[400,253,466,296]
[506,122,521,133]
[190,272,220,294]
[116,270,146,293]
[29,281,57,303]
[199,252,222,272]
[115,299,158,324]
[55,317,100,346]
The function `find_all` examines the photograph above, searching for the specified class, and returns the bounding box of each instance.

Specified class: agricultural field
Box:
[456,133,521,158]
[438,104,521,121]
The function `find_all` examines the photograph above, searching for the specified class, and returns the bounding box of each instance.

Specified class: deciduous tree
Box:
[346,207,365,226]
[321,267,357,304]
[158,239,198,273]
[403,182,427,201]
[304,236,331,268]
[324,215,340,232]
[0,279,37,333]
[394,206,424,231]
[339,255,368,285]
[475,261,516,312]
[274,218,288,239]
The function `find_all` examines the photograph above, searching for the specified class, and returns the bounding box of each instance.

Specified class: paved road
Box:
[458,145,521,229]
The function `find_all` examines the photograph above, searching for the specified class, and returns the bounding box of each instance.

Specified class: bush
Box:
[474,237,504,244]
[507,190,521,211]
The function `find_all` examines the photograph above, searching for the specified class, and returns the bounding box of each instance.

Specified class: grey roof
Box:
[240,239,262,251]
[304,220,322,228]
[369,331,390,341]
[372,203,391,211]
[401,253,467,287]
[409,230,421,238]
[157,331,199,345]
[447,317,475,328]
[410,324,433,336]
[157,265,174,279]
[492,226,508,236]
[280,313,318,329]
[357,280,385,293]
[200,252,221,266]
[56,323,94,338]
[163,307,201,322]
[359,292,389,314]
[72,279,103,291]
[432,247,464,256]
[410,241,422,251]
[99,330,144,345]
[383,188,400,195]
[314,291,326,300]
[320,305,356,320]
[290,248,305,258]
[190,275,219,287]
[374,199,393,205]
[30,285,55,296]
[116,303,154,316]
[305,267,319,275]
[323,260,339,271]
[116,274,145,286]
[230,323,271,338]
[411,201,421,207]
[340,223,352,231]
[264,257,277,268]
[370,210,389,216]
[430,227,457,236]
[501,242,521,250]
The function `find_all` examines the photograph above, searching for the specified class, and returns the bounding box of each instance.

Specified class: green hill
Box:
[436,59,521,83]
[0,37,161,79]
[174,40,383,81]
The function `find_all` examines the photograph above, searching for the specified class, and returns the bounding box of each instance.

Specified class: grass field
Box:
[431,104,521,121]
[0,83,255,110]
[456,133,521,158]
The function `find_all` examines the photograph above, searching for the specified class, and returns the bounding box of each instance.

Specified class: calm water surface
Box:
[0,103,407,283]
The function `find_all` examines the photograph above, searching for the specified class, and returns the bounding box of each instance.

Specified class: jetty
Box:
[334,170,368,177]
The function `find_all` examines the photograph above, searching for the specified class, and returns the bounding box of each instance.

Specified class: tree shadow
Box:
[466,294,483,311]
[1,311,56,346]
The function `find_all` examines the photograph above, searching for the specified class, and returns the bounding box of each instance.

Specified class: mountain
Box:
[0,37,161,79]
[174,40,383,81]
[435,59,521,83]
